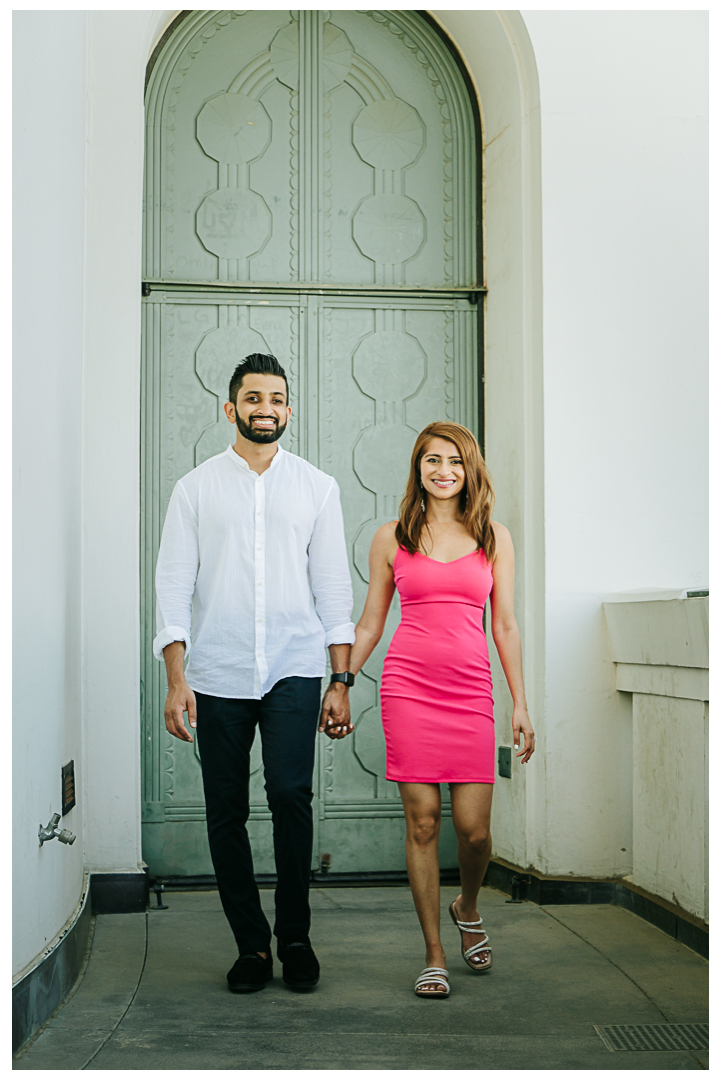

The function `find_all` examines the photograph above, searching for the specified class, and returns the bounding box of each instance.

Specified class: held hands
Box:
[319,683,354,740]
[164,680,197,743]
[512,706,535,764]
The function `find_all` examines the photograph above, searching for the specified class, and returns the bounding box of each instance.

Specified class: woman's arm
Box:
[488,522,536,764]
[348,522,398,676]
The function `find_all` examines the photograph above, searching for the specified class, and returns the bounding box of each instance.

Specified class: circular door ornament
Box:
[196,93,271,165]
[194,319,270,466]
[195,323,268,398]
[352,194,425,264]
[270,20,353,91]
[196,188,271,260]
[321,24,355,90]
[352,330,425,400]
[352,99,424,171]
[352,705,387,778]
[353,517,386,585]
[353,422,419,497]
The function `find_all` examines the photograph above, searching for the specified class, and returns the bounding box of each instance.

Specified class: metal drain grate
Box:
[594,1024,709,1053]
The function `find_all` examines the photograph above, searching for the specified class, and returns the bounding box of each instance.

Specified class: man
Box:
[154,353,355,993]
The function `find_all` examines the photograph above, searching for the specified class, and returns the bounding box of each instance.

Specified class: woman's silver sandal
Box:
[414,967,450,998]
[449,901,493,972]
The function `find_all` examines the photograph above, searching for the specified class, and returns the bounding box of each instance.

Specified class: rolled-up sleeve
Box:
[308,479,355,647]
[153,481,199,661]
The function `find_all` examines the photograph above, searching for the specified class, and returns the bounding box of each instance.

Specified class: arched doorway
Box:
[141,9,483,878]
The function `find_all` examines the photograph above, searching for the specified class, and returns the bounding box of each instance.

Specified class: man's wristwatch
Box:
[330,671,355,687]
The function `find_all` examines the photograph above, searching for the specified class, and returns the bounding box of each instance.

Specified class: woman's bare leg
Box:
[449,783,494,970]
[398,782,446,990]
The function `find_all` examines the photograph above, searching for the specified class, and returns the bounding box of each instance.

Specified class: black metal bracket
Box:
[150,880,169,910]
[505,875,530,904]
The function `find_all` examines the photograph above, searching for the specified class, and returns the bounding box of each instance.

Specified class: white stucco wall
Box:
[13,9,174,978]
[521,10,708,876]
[12,11,88,976]
[80,10,173,875]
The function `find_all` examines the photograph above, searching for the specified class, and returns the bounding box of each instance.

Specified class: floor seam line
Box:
[539,907,672,1019]
[538,907,706,1069]
[12,916,97,1062]
[315,888,344,909]
[80,913,149,1070]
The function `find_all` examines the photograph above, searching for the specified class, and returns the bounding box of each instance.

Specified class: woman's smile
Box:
[420,438,467,499]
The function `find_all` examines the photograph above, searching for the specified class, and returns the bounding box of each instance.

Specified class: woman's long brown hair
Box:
[395,422,496,563]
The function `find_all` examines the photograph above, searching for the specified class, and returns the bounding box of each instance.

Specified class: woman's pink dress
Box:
[380,547,495,784]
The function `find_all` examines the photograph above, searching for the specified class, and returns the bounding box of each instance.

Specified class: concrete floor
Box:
[13,886,708,1071]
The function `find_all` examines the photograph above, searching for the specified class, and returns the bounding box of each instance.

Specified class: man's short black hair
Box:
[228,353,289,406]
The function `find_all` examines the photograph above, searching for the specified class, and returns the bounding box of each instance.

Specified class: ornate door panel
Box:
[313,295,478,872]
[141,293,304,875]
[142,11,480,877]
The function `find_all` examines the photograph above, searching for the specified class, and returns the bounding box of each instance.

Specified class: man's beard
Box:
[236,414,288,444]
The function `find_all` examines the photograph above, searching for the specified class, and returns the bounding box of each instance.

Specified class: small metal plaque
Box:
[61,761,76,815]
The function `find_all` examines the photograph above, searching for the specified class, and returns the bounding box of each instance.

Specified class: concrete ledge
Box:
[603,593,708,668]
[615,663,708,701]
[12,882,92,1054]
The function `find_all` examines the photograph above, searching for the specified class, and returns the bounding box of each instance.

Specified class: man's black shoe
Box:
[227,952,273,993]
[277,939,320,989]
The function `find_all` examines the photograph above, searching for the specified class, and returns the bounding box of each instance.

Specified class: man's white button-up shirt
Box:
[153,444,355,699]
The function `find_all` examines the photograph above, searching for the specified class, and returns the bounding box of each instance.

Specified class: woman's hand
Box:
[512,706,535,764]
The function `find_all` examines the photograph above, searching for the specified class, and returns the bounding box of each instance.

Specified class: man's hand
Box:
[319,683,353,740]
[163,640,196,743]
[164,680,197,742]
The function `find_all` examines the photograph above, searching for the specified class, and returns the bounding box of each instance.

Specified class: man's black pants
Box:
[195,677,321,957]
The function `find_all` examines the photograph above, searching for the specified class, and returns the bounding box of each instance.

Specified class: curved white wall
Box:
[13,11,88,976]
[80,10,174,876]
[523,9,708,876]
[12,8,175,979]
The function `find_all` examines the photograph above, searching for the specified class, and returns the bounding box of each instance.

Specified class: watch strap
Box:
[330,671,355,687]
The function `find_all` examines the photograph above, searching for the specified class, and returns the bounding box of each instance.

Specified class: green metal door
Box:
[141,10,481,878]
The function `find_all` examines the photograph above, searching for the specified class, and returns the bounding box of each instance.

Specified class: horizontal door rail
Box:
[142,279,486,300]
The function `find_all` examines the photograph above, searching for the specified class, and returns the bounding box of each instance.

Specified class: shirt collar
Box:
[226,443,285,475]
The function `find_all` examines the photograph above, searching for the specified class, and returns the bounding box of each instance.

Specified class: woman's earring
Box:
[421,495,426,513]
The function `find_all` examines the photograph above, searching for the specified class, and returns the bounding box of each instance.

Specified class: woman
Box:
[347,421,535,998]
